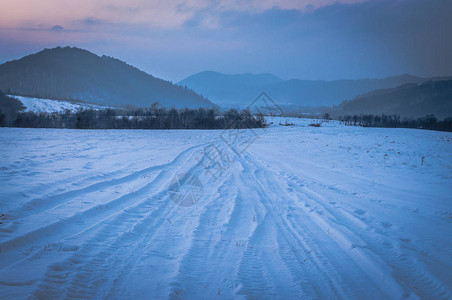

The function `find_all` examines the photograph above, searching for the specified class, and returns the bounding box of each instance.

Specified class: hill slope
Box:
[334,80,452,119]
[178,71,449,107]
[10,95,112,114]
[0,47,214,108]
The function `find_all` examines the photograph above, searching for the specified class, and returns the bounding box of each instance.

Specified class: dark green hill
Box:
[334,80,452,119]
[0,47,214,108]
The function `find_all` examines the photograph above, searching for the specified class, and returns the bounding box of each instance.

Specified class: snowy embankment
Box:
[0,118,451,299]
[9,95,111,113]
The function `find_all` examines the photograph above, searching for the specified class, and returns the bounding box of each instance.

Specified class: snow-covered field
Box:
[9,95,111,113]
[0,118,451,299]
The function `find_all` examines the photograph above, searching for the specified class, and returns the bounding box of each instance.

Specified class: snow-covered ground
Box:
[0,118,451,299]
[9,95,111,113]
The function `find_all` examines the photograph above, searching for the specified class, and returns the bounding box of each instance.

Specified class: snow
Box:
[0,118,451,299]
[9,95,112,114]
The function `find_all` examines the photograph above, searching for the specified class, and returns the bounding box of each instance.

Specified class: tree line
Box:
[338,114,452,132]
[1,103,266,131]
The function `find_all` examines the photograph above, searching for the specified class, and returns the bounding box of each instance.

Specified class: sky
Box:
[0,0,451,82]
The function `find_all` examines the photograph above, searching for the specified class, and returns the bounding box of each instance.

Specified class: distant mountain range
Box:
[333,80,452,119]
[178,71,451,107]
[0,47,214,108]
[1,47,450,118]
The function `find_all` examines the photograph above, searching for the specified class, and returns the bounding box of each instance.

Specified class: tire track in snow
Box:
[106,154,235,299]
[0,144,206,296]
[0,144,204,258]
[169,165,262,298]
[239,152,405,298]
[169,176,234,298]
[1,126,450,299]
[236,154,341,299]
[247,150,451,299]
[30,143,220,299]
[294,181,452,299]
[4,144,205,223]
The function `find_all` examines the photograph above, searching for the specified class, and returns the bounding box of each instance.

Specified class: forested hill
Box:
[334,80,452,119]
[0,47,214,108]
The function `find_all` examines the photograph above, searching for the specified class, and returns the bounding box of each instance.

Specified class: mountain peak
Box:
[37,46,97,57]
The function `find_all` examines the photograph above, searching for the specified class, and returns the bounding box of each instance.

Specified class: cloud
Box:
[0,0,366,31]
[0,0,450,81]
[81,17,103,25]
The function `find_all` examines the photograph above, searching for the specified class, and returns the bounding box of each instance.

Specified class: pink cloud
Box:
[0,0,367,31]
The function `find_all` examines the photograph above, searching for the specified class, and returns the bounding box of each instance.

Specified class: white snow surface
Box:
[10,95,111,113]
[0,117,451,299]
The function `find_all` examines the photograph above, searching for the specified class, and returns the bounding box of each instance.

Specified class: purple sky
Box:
[1,0,451,82]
